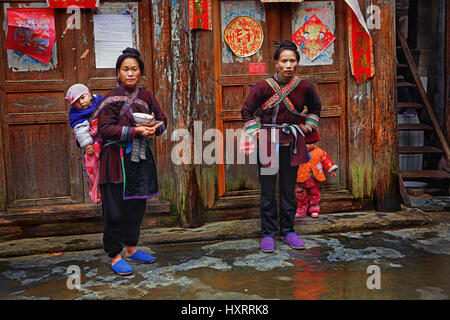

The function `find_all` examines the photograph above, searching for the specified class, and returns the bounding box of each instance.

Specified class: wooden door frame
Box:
[214,0,349,198]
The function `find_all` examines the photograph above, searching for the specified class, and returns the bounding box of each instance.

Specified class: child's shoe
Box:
[309,206,320,218]
[295,206,307,218]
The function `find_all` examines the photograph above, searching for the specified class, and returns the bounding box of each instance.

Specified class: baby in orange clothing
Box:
[295,129,337,218]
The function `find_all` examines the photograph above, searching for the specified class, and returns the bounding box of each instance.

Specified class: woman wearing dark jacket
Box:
[96,48,167,275]
[241,40,322,253]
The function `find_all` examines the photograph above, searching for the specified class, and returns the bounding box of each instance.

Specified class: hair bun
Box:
[122,47,141,57]
[273,40,300,61]
[279,40,297,50]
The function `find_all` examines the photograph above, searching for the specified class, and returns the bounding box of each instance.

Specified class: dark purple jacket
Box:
[241,76,322,166]
[97,86,167,185]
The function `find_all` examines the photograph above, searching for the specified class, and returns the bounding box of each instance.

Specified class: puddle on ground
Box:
[1,227,449,300]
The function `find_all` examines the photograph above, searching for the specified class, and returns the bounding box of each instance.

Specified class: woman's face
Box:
[118,57,141,88]
[275,49,298,79]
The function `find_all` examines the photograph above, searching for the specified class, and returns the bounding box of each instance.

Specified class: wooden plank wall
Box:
[152,0,217,227]
[347,0,400,211]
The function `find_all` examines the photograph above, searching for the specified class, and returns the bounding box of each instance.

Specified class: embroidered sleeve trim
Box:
[120,126,134,142]
[305,114,319,129]
[243,119,259,134]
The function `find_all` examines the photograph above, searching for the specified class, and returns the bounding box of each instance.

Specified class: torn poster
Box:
[224,16,264,58]
[6,8,56,65]
[46,0,99,8]
[188,0,212,30]
[345,0,375,83]
[291,14,335,62]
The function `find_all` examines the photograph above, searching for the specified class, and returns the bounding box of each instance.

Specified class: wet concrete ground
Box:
[0,222,449,300]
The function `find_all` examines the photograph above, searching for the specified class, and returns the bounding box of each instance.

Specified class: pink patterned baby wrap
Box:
[84,118,101,203]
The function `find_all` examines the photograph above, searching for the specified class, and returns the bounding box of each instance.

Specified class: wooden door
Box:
[0,2,79,209]
[0,1,154,210]
[214,0,348,198]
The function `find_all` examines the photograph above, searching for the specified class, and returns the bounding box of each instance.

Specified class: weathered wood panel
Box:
[445,0,450,144]
[347,78,373,199]
[347,0,373,201]
[315,80,346,191]
[370,0,401,211]
[223,121,260,192]
[152,0,215,227]
[9,123,71,201]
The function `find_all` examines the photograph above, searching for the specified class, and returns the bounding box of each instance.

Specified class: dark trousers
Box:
[259,145,299,238]
[100,183,147,258]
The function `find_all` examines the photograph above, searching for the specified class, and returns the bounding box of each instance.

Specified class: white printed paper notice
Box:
[93,14,133,69]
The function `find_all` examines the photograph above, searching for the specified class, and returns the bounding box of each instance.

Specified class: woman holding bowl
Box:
[96,47,167,275]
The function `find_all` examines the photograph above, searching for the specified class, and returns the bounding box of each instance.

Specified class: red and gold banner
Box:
[188,0,212,30]
[6,8,56,64]
[291,14,336,62]
[224,16,263,57]
[345,2,375,83]
[46,0,98,8]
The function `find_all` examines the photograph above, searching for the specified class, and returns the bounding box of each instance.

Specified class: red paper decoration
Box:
[291,14,335,62]
[224,16,264,58]
[346,5,375,83]
[249,62,266,75]
[6,8,56,64]
[188,0,212,30]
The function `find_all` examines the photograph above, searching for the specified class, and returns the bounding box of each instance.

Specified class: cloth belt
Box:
[262,123,305,154]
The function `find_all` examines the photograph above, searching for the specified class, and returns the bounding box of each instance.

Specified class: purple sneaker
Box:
[260,236,275,253]
[283,232,305,250]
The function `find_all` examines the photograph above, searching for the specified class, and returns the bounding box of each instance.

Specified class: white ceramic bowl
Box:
[133,112,153,124]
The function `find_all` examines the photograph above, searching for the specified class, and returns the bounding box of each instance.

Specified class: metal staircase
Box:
[396,29,450,206]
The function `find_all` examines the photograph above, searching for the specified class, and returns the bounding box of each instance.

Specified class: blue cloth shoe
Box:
[111,259,133,276]
[125,249,156,264]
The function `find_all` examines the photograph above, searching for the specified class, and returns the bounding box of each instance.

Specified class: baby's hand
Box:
[85,144,94,155]
[330,171,337,178]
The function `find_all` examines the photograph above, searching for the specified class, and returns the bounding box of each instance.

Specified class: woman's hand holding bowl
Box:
[136,113,157,137]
